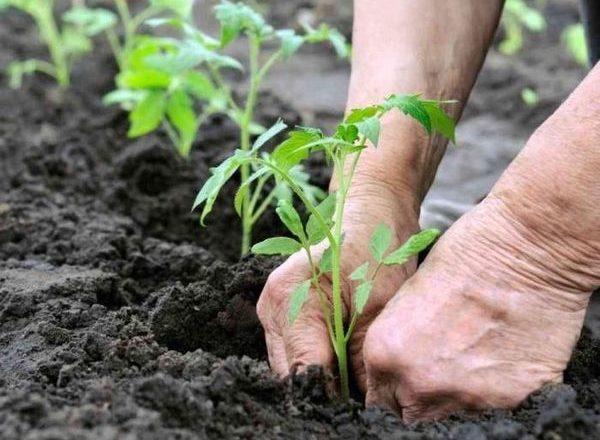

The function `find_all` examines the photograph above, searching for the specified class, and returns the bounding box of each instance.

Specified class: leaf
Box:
[306,192,336,244]
[350,262,369,281]
[422,101,456,143]
[276,29,304,58]
[251,237,302,256]
[61,25,93,57]
[354,281,373,314]
[183,71,216,100]
[62,7,117,36]
[192,150,249,223]
[6,60,42,89]
[272,127,323,170]
[118,69,171,89]
[369,224,392,263]
[166,89,198,156]
[384,94,432,134]
[251,119,287,152]
[334,123,359,143]
[233,166,270,216]
[150,0,194,19]
[303,23,350,58]
[214,0,272,47]
[383,229,440,266]
[344,105,381,124]
[319,246,332,273]
[276,200,306,242]
[354,116,381,147]
[102,89,145,108]
[288,165,327,206]
[288,280,311,325]
[128,91,166,137]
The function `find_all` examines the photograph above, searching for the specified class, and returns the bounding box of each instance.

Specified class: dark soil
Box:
[2,2,600,439]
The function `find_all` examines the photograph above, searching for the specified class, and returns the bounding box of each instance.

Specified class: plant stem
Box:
[35,2,69,87]
[239,35,261,256]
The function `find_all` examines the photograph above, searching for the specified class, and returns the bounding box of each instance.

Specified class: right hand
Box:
[256,186,420,392]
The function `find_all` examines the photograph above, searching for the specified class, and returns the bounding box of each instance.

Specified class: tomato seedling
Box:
[108,0,349,255]
[1,0,117,88]
[194,94,456,399]
[499,0,546,55]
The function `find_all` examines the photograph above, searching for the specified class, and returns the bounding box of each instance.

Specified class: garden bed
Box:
[2,2,600,439]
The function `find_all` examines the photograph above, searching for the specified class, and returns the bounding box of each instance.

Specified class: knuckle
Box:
[364,321,409,375]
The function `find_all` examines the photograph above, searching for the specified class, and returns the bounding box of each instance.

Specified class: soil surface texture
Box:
[2,1,600,439]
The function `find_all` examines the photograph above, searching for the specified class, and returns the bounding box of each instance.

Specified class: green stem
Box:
[105,27,123,69]
[240,35,262,256]
[306,251,336,348]
[114,0,132,52]
[34,3,69,87]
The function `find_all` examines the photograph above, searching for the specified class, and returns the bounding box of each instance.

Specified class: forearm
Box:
[337,0,504,209]
[489,64,600,292]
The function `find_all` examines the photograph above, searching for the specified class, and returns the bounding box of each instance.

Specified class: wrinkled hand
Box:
[257,188,419,391]
[363,199,591,421]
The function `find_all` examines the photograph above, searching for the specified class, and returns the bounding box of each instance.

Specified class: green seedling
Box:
[1,0,117,88]
[499,0,546,55]
[521,87,539,106]
[562,23,589,68]
[108,0,195,69]
[107,0,349,255]
[193,94,455,399]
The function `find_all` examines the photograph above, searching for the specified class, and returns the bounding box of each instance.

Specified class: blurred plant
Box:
[0,0,117,88]
[107,0,349,254]
[499,0,546,55]
[562,23,589,68]
[521,87,539,106]
[194,95,455,398]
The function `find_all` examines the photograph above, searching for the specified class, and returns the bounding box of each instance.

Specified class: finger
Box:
[283,290,336,375]
[264,327,289,377]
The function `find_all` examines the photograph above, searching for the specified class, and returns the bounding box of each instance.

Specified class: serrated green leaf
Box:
[150,0,194,19]
[354,281,373,314]
[128,91,166,137]
[119,69,171,89]
[276,200,306,242]
[384,94,432,134]
[422,101,456,143]
[252,119,287,152]
[334,123,359,143]
[383,229,440,266]
[344,106,381,124]
[183,71,215,100]
[350,262,369,281]
[272,127,323,170]
[369,224,392,263]
[166,89,198,156]
[62,7,117,36]
[277,29,304,58]
[303,23,350,58]
[306,192,336,244]
[288,280,311,325]
[214,0,272,47]
[193,150,249,223]
[355,116,381,147]
[319,246,332,273]
[251,237,302,256]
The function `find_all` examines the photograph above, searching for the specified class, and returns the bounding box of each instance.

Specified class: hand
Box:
[363,197,592,421]
[257,185,420,391]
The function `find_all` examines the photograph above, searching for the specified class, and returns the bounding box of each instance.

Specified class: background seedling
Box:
[499,0,546,55]
[194,94,455,399]
[107,0,349,255]
[1,0,117,88]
